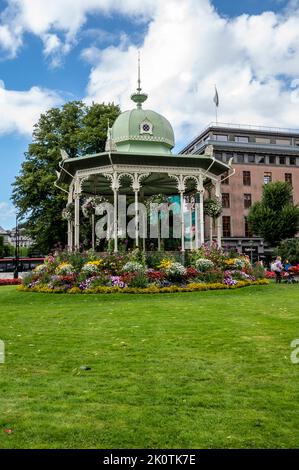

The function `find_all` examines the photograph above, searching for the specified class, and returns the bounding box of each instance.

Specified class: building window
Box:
[257,155,265,164]
[244,194,252,209]
[248,154,255,163]
[215,134,228,141]
[215,151,223,161]
[222,216,231,237]
[269,155,276,164]
[243,171,251,186]
[290,157,296,165]
[285,173,292,185]
[264,172,272,184]
[235,136,249,143]
[276,139,291,146]
[244,217,252,237]
[222,193,230,208]
[236,153,244,163]
[256,136,270,144]
[279,156,286,165]
[221,171,229,185]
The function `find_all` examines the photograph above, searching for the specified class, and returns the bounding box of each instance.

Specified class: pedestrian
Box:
[271,256,283,284]
[284,259,292,272]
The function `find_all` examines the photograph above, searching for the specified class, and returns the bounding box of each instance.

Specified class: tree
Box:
[275,238,299,264]
[12,101,120,253]
[248,181,299,246]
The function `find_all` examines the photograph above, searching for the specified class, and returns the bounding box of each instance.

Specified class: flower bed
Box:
[19,279,268,294]
[0,278,22,286]
[19,245,268,294]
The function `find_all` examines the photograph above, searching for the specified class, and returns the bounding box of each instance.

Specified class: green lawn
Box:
[0,284,298,449]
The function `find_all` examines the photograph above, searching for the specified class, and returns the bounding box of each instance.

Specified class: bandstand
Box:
[55,72,234,253]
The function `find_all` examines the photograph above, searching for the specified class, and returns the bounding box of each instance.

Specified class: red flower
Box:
[119,272,135,283]
[185,267,199,278]
[60,275,75,282]
[0,279,21,286]
[146,270,165,280]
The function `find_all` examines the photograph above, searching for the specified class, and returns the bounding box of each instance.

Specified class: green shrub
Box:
[127,272,149,288]
[275,238,299,265]
[146,251,174,269]
[252,263,266,279]
[195,269,224,284]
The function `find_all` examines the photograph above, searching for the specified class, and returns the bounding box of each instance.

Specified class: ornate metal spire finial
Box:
[137,50,141,93]
[131,50,148,109]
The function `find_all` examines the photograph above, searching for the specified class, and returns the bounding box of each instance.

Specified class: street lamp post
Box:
[249,239,254,265]
[13,214,20,279]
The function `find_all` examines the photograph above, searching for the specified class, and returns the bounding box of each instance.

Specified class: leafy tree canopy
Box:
[248,181,299,246]
[12,101,120,253]
[275,238,299,265]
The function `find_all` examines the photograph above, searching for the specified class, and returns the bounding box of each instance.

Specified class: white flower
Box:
[165,262,186,276]
[195,258,214,272]
[123,261,145,273]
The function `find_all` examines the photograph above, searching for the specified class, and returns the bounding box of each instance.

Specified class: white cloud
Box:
[0,24,21,57]
[0,0,156,62]
[1,0,299,146]
[0,202,15,220]
[0,81,62,135]
[82,0,299,148]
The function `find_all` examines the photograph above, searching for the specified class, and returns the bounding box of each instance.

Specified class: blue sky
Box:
[0,0,298,228]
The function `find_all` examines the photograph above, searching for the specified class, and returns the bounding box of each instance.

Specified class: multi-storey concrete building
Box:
[180,123,299,260]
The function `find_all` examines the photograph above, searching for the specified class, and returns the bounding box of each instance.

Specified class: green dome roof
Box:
[109,60,175,155]
[111,107,175,155]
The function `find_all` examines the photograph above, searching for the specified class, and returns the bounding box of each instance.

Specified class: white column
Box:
[180,190,185,253]
[67,221,73,251]
[134,190,139,248]
[195,194,199,249]
[216,217,222,247]
[199,190,204,245]
[132,174,149,251]
[215,180,222,247]
[91,213,95,251]
[74,193,80,250]
[189,201,193,250]
[209,217,213,245]
[67,184,74,251]
[104,172,120,253]
[143,212,146,252]
[113,188,118,253]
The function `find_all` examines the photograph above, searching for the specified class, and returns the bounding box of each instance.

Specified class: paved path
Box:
[0,273,24,279]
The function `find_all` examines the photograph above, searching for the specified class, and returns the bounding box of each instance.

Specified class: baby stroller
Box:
[284,268,298,284]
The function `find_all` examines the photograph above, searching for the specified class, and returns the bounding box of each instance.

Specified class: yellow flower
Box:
[224,258,235,265]
[58,262,69,268]
[158,259,172,269]
[86,260,103,266]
